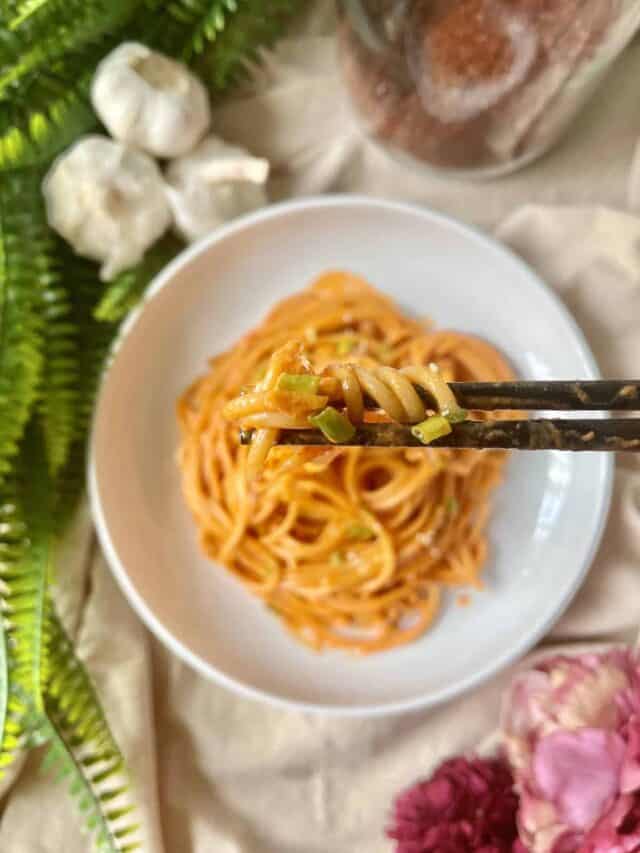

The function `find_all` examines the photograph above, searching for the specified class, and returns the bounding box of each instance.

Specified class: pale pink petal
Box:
[533,730,626,831]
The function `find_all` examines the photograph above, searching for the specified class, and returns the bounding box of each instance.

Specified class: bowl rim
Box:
[89,194,614,717]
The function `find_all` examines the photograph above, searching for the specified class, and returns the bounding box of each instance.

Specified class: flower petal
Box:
[533,730,626,831]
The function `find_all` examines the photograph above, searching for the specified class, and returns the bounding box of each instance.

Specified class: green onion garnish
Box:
[277,373,321,394]
[411,415,452,445]
[336,336,357,356]
[345,523,375,541]
[330,551,344,567]
[309,406,356,443]
[445,496,459,516]
[443,406,467,424]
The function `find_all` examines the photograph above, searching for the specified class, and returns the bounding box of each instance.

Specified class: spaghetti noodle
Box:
[177,271,513,654]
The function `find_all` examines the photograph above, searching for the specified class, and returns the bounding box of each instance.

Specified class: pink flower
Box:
[387,755,526,852]
[501,649,640,853]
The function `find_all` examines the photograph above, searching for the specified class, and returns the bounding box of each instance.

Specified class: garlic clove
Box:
[165,135,270,243]
[91,42,211,159]
[43,135,172,281]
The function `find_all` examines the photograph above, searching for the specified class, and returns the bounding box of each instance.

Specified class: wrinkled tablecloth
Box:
[2,4,640,851]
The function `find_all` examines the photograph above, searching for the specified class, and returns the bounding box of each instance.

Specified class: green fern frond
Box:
[138,0,298,81]
[0,30,109,171]
[43,610,138,853]
[135,0,231,56]
[59,245,117,435]
[0,169,45,482]
[38,256,79,476]
[0,609,9,767]
[0,3,17,25]
[0,479,31,772]
[0,0,140,95]
[169,0,238,57]
[0,75,95,170]
[9,424,55,709]
[0,425,56,773]
[94,234,183,323]
[190,0,299,91]
[49,244,117,531]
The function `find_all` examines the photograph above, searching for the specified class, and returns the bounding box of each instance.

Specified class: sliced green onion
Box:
[330,551,344,567]
[345,522,375,541]
[309,406,356,443]
[411,415,452,445]
[445,496,459,516]
[277,373,321,394]
[336,336,357,356]
[443,406,467,424]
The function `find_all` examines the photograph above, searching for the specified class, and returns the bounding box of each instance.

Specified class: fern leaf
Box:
[0,479,31,772]
[43,610,139,853]
[50,244,117,531]
[8,424,55,708]
[0,169,45,482]
[94,234,183,323]
[137,0,298,81]
[0,612,8,766]
[0,0,140,94]
[0,428,58,774]
[59,244,114,435]
[0,3,18,24]
[38,249,79,476]
[168,0,238,58]
[0,50,97,170]
[191,0,299,91]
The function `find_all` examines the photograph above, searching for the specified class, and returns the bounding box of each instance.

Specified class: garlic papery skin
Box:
[165,136,270,243]
[43,135,172,281]
[91,42,211,158]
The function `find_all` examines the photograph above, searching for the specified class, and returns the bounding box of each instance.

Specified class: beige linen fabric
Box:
[2,6,640,851]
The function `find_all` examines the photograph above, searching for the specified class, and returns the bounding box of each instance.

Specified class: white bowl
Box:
[90,196,612,716]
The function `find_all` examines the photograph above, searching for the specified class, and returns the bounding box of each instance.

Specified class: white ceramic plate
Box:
[90,196,612,716]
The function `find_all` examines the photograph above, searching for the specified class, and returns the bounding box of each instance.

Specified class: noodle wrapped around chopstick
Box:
[223,345,467,474]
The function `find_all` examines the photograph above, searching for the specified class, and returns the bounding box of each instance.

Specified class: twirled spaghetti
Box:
[177,271,513,654]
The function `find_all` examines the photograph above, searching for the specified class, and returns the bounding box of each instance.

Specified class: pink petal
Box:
[580,794,640,853]
[533,730,626,831]
[621,718,640,795]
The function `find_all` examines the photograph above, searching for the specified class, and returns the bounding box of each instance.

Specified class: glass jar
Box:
[338,0,640,178]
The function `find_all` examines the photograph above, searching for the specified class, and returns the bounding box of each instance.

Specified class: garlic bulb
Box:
[165,136,270,243]
[91,42,211,158]
[43,135,172,281]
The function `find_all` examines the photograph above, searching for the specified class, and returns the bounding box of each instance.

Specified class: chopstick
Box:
[237,380,640,452]
[241,419,640,452]
[381,380,640,411]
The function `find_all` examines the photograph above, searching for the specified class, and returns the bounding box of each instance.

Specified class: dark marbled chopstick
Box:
[408,380,640,411]
[241,419,640,452]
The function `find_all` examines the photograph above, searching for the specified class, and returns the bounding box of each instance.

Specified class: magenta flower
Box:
[387,754,526,852]
[501,649,640,853]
